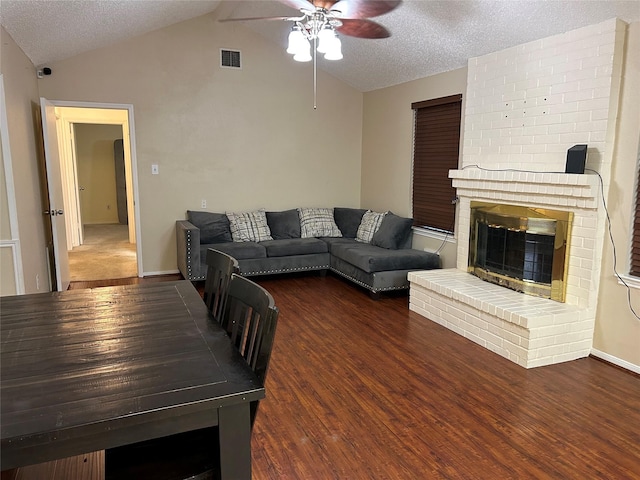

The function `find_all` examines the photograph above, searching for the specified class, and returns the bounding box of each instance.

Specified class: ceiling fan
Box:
[220,1,401,41]
[220,0,402,108]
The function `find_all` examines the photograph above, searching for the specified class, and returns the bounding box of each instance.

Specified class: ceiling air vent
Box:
[220,49,241,69]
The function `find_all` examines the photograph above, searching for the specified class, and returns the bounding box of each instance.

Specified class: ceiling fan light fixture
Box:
[293,43,312,62]
[316,26,334,54]
[324,36,342,61]
[286,27,306,55]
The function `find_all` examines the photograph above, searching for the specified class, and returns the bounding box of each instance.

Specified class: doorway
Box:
[51,103,142,283]
[68,124,137,281]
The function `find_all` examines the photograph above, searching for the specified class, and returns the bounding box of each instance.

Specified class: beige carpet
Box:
[69,224,137,281]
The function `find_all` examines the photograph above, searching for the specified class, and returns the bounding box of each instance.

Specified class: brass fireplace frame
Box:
[468,202,574,302]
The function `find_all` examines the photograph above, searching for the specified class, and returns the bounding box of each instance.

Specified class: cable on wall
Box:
[433,218,456,256]
[586,168,640,320]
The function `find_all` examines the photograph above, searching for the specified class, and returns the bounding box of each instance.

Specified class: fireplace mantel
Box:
[449,168,600,210]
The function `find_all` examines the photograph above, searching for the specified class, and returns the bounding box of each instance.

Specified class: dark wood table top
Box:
[1,280,264,470]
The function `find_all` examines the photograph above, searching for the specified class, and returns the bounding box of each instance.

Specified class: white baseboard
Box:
[590,348,640,374]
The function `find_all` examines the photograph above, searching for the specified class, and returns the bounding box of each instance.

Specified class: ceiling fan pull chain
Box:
[313,35,317,110]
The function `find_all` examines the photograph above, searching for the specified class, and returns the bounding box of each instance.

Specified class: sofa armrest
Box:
[176,220,204,281]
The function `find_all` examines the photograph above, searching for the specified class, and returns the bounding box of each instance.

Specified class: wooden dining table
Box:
[0,280,264,479]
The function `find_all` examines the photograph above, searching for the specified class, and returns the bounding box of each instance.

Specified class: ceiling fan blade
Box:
[219,16,295,23]
[277,0,401,18]
[278,0,316,12]
[330,0,401,18]
[336,18,391,38]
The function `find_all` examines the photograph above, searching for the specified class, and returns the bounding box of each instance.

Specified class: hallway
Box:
[68,224,137,281]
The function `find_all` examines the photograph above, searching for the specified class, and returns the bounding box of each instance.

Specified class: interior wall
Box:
[593,21,640,366]
[37,10,363,275]
[74,124,122,225]
[0,26,50,293]
[361,68,467,269]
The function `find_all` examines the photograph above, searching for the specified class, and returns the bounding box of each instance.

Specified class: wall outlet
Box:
[36,274,40,290]
[201,199,207,209]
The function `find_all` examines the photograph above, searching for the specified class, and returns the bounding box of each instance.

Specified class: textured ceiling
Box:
[2,0,639,92]
[0,0,222,65]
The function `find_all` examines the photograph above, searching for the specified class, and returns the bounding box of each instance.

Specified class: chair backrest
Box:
[203,248,239,323]
[222,274,279,388]
[222,274,279,427]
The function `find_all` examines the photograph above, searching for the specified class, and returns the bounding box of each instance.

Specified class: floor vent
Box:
[220,49,241,69]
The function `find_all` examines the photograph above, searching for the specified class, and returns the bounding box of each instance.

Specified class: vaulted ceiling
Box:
[2,0,639,91]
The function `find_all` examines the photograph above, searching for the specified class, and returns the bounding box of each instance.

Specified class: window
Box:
[631,165,640,277]
[411,94,462,233]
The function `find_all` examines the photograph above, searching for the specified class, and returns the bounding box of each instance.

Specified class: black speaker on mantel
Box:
[565,144,587,174]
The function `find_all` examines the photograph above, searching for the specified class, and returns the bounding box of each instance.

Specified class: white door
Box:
[67,122,84,246]
[41,98,70,291]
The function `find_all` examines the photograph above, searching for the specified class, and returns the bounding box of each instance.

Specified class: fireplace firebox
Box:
[468,202,573,302]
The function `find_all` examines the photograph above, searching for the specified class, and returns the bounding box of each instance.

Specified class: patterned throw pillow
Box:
[356,210,387,243]
[297,208,342,238]
[226,210,273,242]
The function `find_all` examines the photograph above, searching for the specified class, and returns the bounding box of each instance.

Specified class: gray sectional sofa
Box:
[176,207,440,295]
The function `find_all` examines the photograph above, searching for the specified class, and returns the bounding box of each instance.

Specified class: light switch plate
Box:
[151,164,159,175]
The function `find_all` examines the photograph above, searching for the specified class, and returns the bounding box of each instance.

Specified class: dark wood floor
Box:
[4,273,640,479]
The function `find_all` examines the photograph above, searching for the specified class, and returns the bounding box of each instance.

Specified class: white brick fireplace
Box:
[409,19,626,368]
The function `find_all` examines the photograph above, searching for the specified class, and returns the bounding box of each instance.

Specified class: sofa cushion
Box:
[331,242,439,273]
[266,209,301,239]
[356,210,387,243]
[187,210,232,244]
[333,207,367,238]
[226,210,273,242]
[319,237,359,252]
[371,212,414,249]
[260,238,328,258]
[203,242,266,260]
[298,208,342,238]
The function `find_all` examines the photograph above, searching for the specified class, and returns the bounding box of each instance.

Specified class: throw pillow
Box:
[371,212,413,249]
[226,210,273,242]
[333,207,367,238]
[356,210,387,243]
[187,210,232,244]
[266,209,301,239]
[298,208,342,238]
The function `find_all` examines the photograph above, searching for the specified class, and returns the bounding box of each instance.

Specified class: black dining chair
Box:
[105,274,279,480]
[202,248,239,322]
[221,273,279,425]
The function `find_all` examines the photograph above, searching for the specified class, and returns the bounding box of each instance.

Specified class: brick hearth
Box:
[409,270,594,368]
